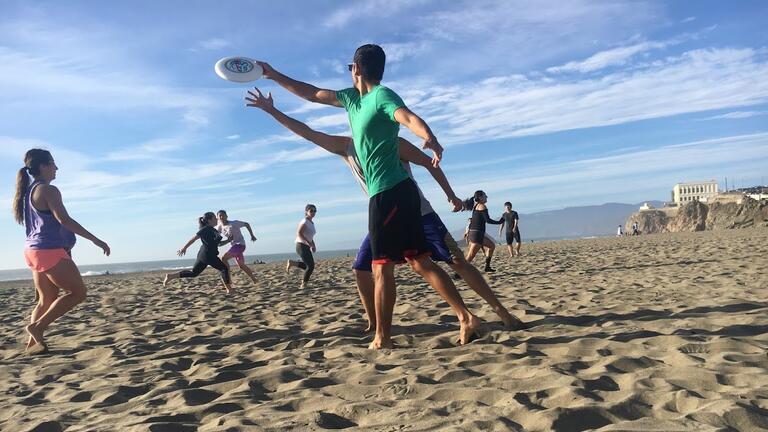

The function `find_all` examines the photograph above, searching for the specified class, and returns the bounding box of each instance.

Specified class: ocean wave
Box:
[80,270,109,277]
[161,266,192,271]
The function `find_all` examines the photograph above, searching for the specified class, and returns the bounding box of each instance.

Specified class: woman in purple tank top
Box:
[12,149,111,355]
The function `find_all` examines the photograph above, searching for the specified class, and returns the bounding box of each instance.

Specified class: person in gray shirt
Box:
[499,202,521,257]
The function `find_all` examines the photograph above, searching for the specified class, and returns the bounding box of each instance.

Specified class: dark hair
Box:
[353,44,386,82]
[198,211,216,228]
[217,210,227,216]
[305,204,317,212]
[462,190,485,211]
[504,202,512,208]
[13,149,53,225]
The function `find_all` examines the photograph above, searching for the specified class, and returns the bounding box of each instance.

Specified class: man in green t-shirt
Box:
[253,44,481,349]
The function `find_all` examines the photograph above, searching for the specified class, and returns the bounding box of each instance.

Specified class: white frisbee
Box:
[214,56,263,83]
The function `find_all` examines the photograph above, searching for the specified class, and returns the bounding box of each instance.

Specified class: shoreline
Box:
[0,233,626,283]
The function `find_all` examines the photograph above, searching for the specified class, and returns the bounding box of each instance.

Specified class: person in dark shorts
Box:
[163,212,232,294]
[252,44,481,349]
[286,204,317,289]
[464,190,503,272]
[245,90,524,331]
[499,202,521,257]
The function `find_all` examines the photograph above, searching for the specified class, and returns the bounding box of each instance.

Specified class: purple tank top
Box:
[24,180,76,250]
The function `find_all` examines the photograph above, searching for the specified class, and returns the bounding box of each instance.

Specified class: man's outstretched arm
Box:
[398,138,462,212]
[394,107,442,167]
[256,61,341,107]
[246,88,348,157]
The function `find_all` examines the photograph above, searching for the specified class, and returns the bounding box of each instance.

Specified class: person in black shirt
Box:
[499,202,521,257]
[463,190,503,272]
[163,212,233,293]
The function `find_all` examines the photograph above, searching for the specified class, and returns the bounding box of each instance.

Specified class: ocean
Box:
[0,249,359,282]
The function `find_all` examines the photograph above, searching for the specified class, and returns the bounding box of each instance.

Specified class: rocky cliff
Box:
[626,197,768,234]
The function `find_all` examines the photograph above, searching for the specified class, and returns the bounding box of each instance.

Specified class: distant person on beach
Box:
[286,204,317,289]
[216,210,258,285]
[254,44,483,349]
[631,221,640,236]
[464,191,503,272]
[163,212,232,293]
[246,90,518,338]
[13,149,111,354]
[617,225,623,237]
[499,202,521,257]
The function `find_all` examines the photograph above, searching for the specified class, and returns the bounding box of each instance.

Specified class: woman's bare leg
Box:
[483,237,496,258]
[237,261,258,284]
[26,271,59,349]
[465,242,482,263]
[26,258,86,347]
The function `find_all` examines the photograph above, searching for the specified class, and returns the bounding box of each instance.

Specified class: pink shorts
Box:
[226,244,246,264]
[24,248,71,273]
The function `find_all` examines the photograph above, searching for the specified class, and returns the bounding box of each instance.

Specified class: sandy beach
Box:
[1,228,767,431]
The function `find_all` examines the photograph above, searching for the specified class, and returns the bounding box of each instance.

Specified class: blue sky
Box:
[1,0,767,269]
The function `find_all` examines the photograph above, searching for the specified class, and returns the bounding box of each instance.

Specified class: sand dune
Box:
[2,228,767,431]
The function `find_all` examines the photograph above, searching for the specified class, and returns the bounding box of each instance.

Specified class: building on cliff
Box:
[671,180,718,205]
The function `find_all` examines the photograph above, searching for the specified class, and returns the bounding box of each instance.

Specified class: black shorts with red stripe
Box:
[368,178,430,265]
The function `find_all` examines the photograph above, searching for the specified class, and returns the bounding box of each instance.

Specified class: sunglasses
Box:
[308,209,317,213]
[347,63,353,72]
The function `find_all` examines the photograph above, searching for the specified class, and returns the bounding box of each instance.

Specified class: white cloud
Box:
[432,133,768,212]
[323,0,426,28]
[547,41,668,73]
[183,111,210,127]
[395,47,768,146]
[698,110,768,120]
[196,38,230,51]
[105,138,187,161]
[0,21,216,123]
[681,16,696,24]
[226,134,241,140]
[381,41,431,63]
[306,112,350,130]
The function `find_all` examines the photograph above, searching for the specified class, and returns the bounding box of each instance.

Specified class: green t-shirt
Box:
[336,85,409,196]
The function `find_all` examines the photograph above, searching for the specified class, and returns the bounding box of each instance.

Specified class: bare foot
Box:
[499,309,526,330]
[26,341,49,355]
[368,338,394,349]
[26,322,45,347]
[162,274,170,287]
[285,260,292,272]
[457,314,483,345]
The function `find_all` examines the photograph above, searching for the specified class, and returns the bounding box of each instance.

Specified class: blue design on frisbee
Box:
[225,58,254,74]
[215,56,263,83]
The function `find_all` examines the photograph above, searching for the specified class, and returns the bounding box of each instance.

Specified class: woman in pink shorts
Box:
[13,149,110,354]
[216,210,259,284]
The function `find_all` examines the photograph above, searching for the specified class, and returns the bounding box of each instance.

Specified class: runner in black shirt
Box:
[163,212,233,293]
[463,190,502,272]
